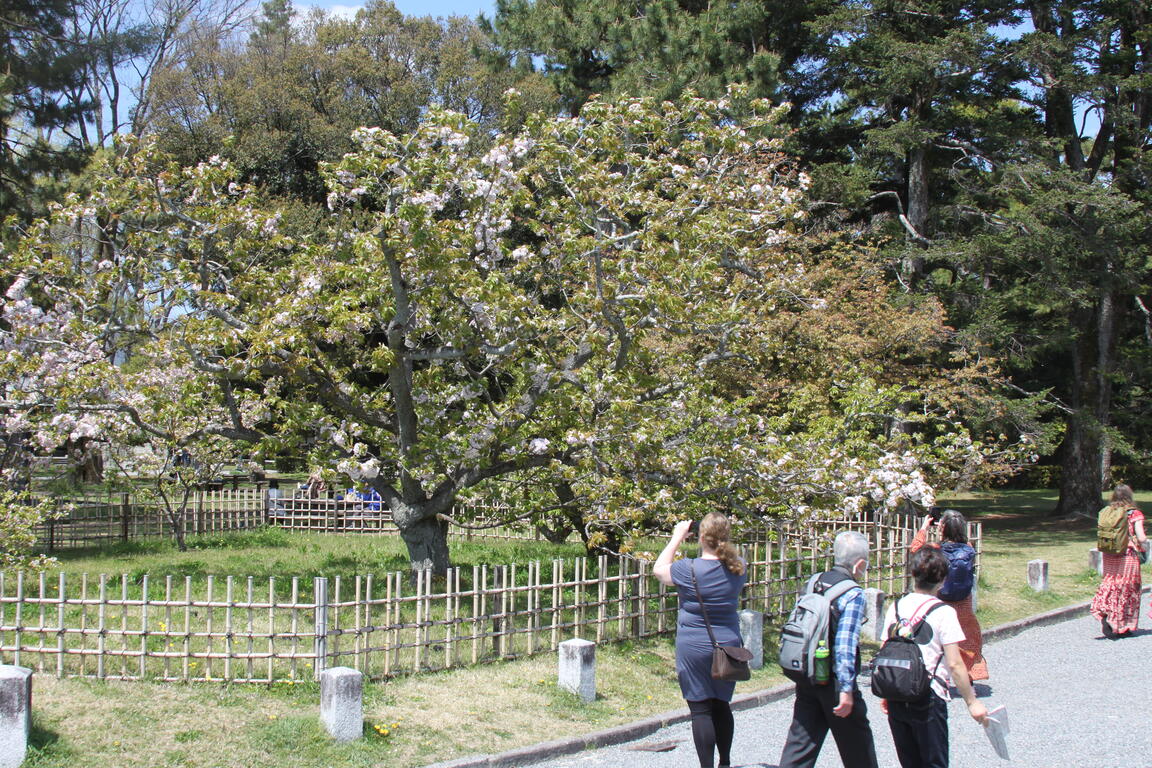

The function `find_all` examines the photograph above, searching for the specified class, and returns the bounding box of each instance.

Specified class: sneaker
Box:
[1102,619,1115,638]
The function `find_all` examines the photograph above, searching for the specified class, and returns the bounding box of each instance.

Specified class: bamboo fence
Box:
[2,514,979,684]
[32,489,543,550]
[36,488,270,550]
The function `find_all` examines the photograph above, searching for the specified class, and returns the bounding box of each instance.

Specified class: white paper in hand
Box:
[982,704,1010,760]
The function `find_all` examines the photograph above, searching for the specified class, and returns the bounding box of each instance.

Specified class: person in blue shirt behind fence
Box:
[778,530,879,768]
[339,484,383,511]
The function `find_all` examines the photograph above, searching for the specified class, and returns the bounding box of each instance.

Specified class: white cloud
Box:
[324,4,363,19]
[295,2,363,21]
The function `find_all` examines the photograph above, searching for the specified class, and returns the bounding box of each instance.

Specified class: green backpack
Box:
[1097,505,1131,554]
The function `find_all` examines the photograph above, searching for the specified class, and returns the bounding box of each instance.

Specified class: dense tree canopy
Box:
[0,93,1026,571]
[486,0,1152,515]
[3,0,1149,574]
[148,0,552,203]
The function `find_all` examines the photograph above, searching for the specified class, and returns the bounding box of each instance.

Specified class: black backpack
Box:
[870,598,945,702]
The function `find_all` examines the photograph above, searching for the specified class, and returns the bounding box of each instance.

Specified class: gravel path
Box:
[524,592,1152,768]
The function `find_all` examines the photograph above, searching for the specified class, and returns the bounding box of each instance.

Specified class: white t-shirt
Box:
[881,592,966,700]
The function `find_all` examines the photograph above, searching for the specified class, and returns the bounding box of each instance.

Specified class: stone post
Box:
[319,666,363,743]
[862,588,887,643]
[738,610,764,670]
[1089,548,1104,576]
[1027,559,1049,592]
[558,638,596,703]
[0,665,32,768]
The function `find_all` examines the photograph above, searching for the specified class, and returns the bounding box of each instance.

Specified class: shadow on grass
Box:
[46,526,300,563]
[24,718,71,766]
[985,526,1095,547]
[940,491,1103,541]
[944,491,1059,521]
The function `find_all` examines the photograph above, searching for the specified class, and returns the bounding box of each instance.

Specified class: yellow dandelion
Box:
[381,729,390,736]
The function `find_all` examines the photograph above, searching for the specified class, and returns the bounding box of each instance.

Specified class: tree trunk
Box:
[170,511,188,552]
[1054,286,1118,517]
[1054,413,1104,518]
[399,514,451,576]
[536,516,575,544]
[535,481,583,544]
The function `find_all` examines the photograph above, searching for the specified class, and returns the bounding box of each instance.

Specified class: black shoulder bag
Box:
[690,560,753,681]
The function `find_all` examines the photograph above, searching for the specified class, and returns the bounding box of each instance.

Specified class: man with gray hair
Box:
[778,530,878,768]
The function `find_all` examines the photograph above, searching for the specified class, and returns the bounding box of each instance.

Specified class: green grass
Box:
[16,489,1129,768]
[940,488,1125,627]
[48,526,589,582]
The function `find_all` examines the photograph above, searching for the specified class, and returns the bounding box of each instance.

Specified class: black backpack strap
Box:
[915,600,948,688]
[819,570,860,651]
[887,597,950,693]
[889,596,944,637]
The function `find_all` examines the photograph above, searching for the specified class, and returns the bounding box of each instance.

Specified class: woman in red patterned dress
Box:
[1090,484,1146,638]
[910,509,988,680]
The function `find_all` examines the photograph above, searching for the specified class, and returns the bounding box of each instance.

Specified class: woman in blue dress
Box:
[654,512,748,768]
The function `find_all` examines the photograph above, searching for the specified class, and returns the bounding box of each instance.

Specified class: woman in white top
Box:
[880,547,988,768]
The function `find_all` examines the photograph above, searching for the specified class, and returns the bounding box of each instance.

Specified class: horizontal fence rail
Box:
[2,515,978,684]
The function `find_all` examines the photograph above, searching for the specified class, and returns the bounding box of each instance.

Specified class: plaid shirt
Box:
[833,586,866,692]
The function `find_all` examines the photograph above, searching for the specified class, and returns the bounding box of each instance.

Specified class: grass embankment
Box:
[22,490,1118,768]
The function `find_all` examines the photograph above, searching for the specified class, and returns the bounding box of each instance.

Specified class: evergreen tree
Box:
[0,0,92,220]
[973,0,1152,513]
[486,0,836,115]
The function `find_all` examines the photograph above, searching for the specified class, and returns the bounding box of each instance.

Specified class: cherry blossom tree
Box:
[1,90,1031,573]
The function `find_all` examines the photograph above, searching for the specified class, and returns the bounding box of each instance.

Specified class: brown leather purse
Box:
[690,560,753,681]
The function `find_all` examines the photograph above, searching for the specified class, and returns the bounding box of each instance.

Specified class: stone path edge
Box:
[421,591,1123,768]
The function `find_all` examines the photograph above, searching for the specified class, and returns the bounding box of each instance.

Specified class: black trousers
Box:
[778,683,879,768]
[887,693,949,768]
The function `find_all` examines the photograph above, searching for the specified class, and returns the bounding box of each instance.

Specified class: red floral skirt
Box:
[948,595,988,680]
[1090,550,1142,633]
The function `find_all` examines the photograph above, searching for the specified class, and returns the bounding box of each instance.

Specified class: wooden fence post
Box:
[630,562,643,638]
[494,566,509,658]
[121,493,131,543]
[314,577,329,680]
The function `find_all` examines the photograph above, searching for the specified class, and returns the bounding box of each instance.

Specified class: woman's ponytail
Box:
[699,512,746,575]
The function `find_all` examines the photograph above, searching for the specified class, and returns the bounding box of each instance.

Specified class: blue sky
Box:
[302,0,496,20]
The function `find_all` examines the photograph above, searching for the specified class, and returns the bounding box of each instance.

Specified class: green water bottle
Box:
[813,640,831,685]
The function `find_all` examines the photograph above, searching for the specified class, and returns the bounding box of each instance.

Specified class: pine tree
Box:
[486,0,836,115]
[0,0,92,220]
